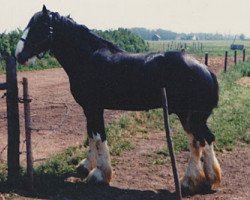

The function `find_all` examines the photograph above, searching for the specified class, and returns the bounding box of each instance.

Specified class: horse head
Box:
[15,5,53,65]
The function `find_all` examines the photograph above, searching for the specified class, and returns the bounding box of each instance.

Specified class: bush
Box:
[0,29,22,59]
[95,28,149,53]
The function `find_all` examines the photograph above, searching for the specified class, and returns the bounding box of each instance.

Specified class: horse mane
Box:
[56,13,124,53]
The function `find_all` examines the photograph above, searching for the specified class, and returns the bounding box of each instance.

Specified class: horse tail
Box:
[210,71,219,108]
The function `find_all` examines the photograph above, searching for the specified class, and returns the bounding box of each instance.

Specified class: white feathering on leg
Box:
[203,142,221,188]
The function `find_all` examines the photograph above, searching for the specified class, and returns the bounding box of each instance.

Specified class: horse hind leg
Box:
[179,112,221,194]
[181,133,207,195]
[202,132,221,190]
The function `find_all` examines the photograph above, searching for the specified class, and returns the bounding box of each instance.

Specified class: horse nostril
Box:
[16,53,26,64]
[15,52,20,60]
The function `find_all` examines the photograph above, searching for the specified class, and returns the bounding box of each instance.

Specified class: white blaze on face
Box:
[15,27,37,65]
[15,28,29,58]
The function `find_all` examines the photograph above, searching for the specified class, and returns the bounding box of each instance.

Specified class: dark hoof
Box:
[181,182,212,196]
[76,165,89,178]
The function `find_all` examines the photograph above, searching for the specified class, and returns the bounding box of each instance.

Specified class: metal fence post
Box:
[224,51,228,73]
[234,50,237,65]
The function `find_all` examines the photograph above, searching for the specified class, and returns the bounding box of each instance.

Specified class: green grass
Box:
[17,55,60,72]
[148,40,250,57]
[209,61,250,151]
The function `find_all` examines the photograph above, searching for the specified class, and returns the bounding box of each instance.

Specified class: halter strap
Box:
[20,13,54,43]
[20,13,55,59]
[48,13,54,44]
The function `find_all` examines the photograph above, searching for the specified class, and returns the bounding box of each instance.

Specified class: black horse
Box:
[16,6,221,194]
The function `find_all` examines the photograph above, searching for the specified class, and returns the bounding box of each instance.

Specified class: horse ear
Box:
[42,5,48,15]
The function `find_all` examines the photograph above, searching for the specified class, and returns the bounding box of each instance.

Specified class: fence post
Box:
[243,49,246,62]
[205,53,208,66]
[234,50,237,65]
[22,77,34,191]
[6,56,20,186]
[161,88,182,200]
[224,51,228,73]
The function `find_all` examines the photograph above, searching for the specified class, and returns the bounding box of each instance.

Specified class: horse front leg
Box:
[77,108,112,184]
[87,136,112,183]
[77,137,98,178]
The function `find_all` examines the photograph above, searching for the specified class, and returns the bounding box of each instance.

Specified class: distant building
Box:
[245,37,250,41]
[192,35,198,40]
[152,34,161,41]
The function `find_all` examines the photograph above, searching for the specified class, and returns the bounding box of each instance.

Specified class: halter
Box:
[20,13,54,59]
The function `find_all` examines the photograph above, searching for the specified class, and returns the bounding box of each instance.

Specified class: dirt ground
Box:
[0,56,249,199]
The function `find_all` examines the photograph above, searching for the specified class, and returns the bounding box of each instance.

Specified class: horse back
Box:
[72,50,218,112]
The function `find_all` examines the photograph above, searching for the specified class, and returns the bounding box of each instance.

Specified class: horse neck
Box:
[51,16,106,72]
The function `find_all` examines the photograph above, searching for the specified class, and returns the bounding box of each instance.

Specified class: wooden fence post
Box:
[161,88,182,200]
[22,77,34,190]
[224,51,228,73]
[6,56,20,186]
[243,49,246,62]
[205,53,208,66]
[234,50,237,65]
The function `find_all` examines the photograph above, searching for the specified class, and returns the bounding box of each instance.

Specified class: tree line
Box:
[129,27,246,41]
[94,28,149,52]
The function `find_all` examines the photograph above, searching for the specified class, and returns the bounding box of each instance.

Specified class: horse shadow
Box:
[0,172,215,199]
[0,174,177,200]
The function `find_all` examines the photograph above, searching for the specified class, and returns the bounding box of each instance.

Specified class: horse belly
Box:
[101,88,163,111]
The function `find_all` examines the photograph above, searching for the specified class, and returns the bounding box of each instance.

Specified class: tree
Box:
[95,28,149,53]
[0,29,22,59]
[239,34,245,41]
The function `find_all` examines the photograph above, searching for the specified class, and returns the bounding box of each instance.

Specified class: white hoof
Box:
[87,168,107,184]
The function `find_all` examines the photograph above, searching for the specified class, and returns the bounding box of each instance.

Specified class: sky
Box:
[1,0,250,36]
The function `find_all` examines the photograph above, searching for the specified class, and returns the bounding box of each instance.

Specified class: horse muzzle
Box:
[16,52,27,65]
[16,52,36,65]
